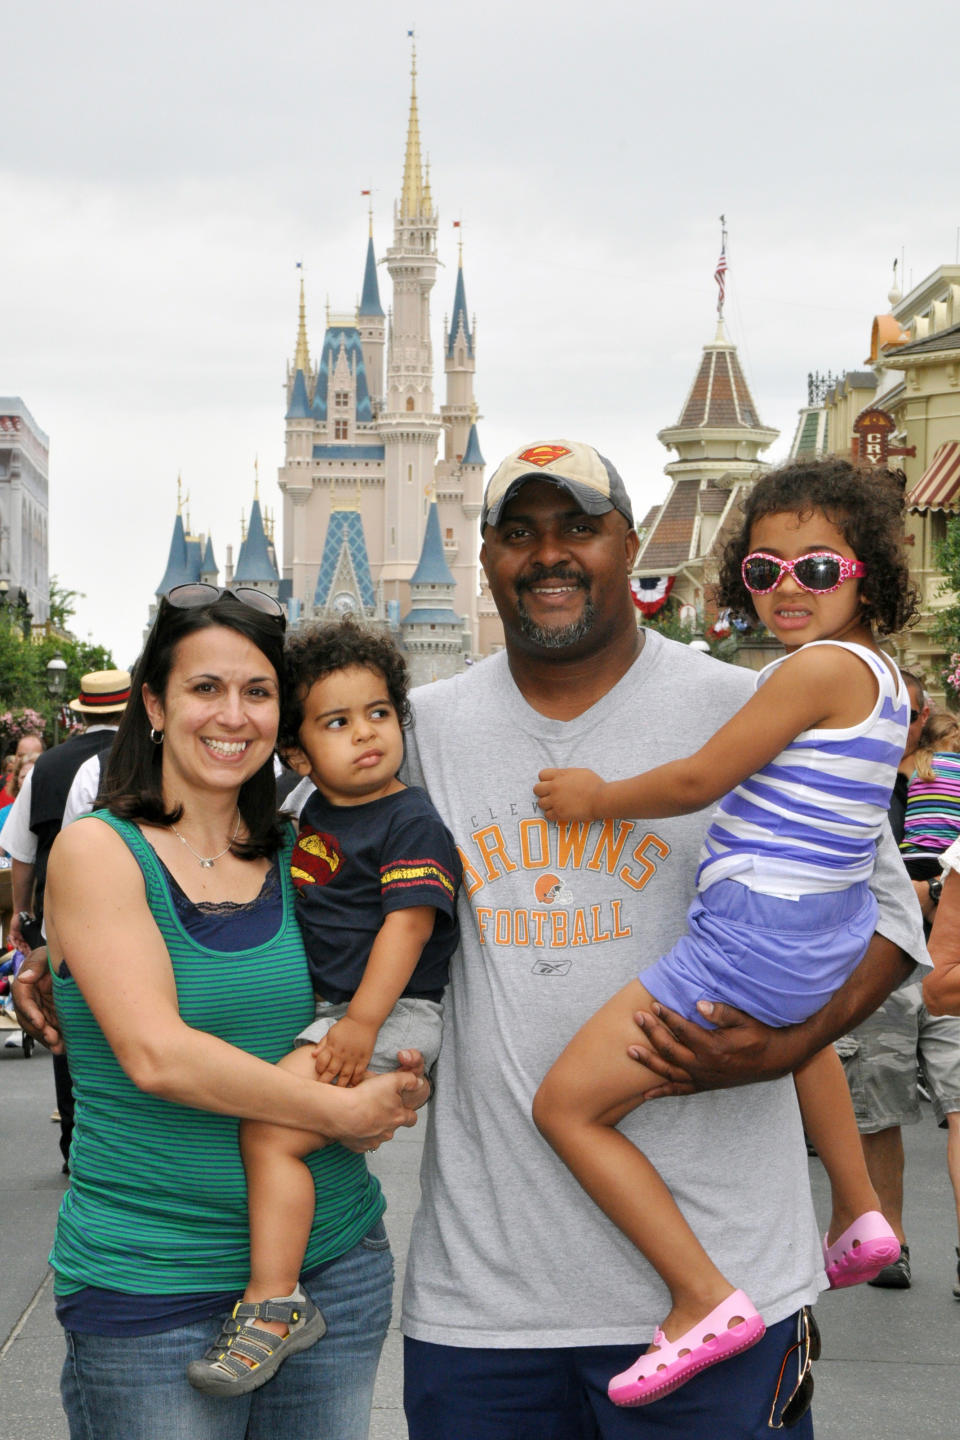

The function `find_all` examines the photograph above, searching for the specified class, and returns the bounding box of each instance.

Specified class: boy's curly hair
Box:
[280,617,411,753]
[715,457,918,637]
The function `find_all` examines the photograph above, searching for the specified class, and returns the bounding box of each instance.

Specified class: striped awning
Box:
[907,441,960,513]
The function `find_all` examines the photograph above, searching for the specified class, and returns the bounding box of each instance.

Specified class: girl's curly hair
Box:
[715,457,918,637]
[280,617,412,754]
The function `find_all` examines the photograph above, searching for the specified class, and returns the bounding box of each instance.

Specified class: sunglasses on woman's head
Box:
[741,551,866,597]
[768,1306,820,1430]
[164,583,286,628]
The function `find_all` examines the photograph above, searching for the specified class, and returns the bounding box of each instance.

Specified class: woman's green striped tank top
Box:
[49,812,384,1296]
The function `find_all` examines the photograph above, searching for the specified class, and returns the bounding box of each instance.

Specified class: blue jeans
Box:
[404,1312,815,1438]
[61,1224,393,1440]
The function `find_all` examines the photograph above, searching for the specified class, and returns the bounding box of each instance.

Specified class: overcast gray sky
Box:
[3,0,956,668]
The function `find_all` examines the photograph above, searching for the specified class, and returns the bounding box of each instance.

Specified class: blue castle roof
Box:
[446,263,473,359]
[312,444,385,462]
[462,421,484,466]
[358,235,384,318]
[156,513,196,596]
[286,367,310,419]
[311,326,372,423]
[410,502,456,587]
[234,499,279,585]
[201,535,218,579]
[313,510,376,610]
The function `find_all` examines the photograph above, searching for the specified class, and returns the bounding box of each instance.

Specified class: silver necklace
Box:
[170,808,242,868]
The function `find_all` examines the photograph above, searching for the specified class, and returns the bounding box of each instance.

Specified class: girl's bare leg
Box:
[533,979,744,1345]
[794,1044,880,1243]
[238,1045,330,1339]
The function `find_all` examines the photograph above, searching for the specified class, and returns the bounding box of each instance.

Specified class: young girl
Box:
[532,459,917,1408]
[900,709,960,879]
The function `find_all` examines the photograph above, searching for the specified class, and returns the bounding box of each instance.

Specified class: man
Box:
[4,669,130,1165]
[399,441,925,1438]
[838,671,960,1293]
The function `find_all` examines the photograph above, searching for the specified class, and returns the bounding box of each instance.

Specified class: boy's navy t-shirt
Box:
[292,784,461,1004]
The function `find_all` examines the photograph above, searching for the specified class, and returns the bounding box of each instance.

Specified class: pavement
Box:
[3,1040,960,1438]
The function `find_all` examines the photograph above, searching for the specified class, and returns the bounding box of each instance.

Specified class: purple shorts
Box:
[641,877,877,1028]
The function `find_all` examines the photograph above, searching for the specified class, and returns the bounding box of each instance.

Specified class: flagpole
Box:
[715,215,728,322]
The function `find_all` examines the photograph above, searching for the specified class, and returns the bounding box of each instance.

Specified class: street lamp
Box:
[46,653,68,746]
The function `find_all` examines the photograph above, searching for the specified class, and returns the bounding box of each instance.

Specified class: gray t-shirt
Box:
[401,632,927,1348]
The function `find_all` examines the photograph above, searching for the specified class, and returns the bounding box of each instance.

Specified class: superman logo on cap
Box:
[291,825,343,888]
[518,445,572,468]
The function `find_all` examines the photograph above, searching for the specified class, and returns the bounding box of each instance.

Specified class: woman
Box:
[42,587,426,1440]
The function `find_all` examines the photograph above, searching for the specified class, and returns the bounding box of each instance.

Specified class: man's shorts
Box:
[404,1313,814,1440]
[295,996,443,1073]
[837,979,960,1131]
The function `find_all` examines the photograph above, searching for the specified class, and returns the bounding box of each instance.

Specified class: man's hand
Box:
[534,768,608,823]
[313,1015,378,1087]
[626,1000,799,1099]
[11,948,63,1053]
[7,911,30,958]
[395,1047,431,1109]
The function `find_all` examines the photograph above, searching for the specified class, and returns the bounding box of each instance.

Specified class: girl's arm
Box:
[536,642,878,822]
[45,820,422,1145]
[313,906,436,1086]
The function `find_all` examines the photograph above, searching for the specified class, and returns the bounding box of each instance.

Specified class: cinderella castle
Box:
[152,45,502,682]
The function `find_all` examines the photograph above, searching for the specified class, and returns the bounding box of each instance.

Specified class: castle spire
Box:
[447,232,473,358]
[359,229,384,318]
[400,36,425,219]
[294,265,310,373]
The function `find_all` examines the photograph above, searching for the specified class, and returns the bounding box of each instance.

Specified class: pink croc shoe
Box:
[823,1210,900,1289]
[607,1290,766,1408]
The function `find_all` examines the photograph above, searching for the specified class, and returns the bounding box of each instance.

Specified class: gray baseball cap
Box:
[482,440,635,530]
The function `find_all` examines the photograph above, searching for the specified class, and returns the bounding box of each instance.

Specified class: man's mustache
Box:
[515,567,588,594]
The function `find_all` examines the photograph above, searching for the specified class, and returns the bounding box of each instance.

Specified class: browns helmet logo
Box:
[534,872,573,905]
[291,824,343,888]
[517,445,572,468]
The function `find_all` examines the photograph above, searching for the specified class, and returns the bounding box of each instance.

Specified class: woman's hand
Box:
[11,948,64,1053]
[328,1068,424,1152]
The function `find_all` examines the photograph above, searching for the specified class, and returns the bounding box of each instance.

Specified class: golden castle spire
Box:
[423,155,433,215]
[294,267,310,373]
[400,36,424,219]
[254,454,260,501]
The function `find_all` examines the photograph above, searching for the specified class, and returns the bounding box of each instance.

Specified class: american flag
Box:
[714,245,727,311]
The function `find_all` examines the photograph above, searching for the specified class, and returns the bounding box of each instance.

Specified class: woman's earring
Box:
[149,728,164,746]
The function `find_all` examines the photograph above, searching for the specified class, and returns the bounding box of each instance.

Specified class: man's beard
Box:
[515,574,595,650]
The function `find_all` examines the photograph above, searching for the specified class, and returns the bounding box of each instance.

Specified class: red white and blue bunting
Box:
[630,575,674,617]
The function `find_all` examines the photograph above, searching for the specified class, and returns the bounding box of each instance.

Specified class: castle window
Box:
[406,396,415,412]
[334,420,348,440]
[445,528,453,540]
[334,391,349,409]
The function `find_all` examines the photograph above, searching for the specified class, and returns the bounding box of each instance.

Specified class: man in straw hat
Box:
[4,669,130,1166]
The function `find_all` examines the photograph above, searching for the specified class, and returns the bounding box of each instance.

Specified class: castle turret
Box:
[234,491,280,597]
[200,535,218,587]
[380,39,443,608]
[441,240,476,463]
[401,499,467,684]
[357,216,386,409]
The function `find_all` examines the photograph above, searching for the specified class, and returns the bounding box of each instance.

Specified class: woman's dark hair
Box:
[715,457,918,637]
[101,595,287,859]
[280,618,411,754]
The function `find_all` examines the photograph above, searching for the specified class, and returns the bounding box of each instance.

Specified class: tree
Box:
[0,580,115,743]
[932,522,960,702]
